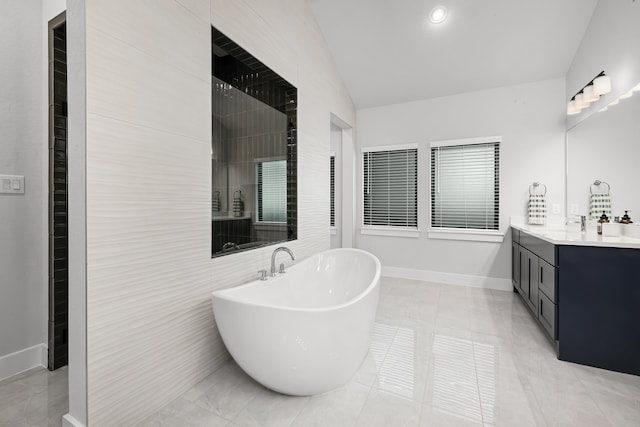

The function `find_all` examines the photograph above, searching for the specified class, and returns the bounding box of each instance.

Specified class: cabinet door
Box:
[538,259,556,302]
[538,291,556,339]
[512,241,520,287]
[519,246,529,297]
[527,251,539,313]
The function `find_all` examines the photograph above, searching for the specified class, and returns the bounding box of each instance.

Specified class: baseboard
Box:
[382,266,512,292]
[62,414,85,427]
[0,343,48,381]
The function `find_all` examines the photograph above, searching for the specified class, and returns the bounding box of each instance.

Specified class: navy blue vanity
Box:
[511,224,640,376]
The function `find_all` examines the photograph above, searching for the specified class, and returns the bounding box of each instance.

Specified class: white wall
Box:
[0,0,48,379]
[566,0,640,129]
[330,122,342,248]
[75,0,354,425]
[356,78,566,288]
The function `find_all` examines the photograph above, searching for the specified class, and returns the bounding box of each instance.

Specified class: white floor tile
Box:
[11,276,627,427]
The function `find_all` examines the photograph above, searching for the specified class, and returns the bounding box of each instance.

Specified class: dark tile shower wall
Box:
[48,21,68,370]
[212,27,297,256]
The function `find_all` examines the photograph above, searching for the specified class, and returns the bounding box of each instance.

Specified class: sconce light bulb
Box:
[574,93,587,109]
[567,100,581,115]
[582,85,599,103]
[593,75,612,96]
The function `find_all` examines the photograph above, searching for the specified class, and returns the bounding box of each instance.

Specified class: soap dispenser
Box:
[597,211,609,235]
[620,211,633,224]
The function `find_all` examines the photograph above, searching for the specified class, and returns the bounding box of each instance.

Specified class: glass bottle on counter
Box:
[597,211,609,235]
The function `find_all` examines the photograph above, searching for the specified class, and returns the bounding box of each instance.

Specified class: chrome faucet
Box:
[271,247,295,276]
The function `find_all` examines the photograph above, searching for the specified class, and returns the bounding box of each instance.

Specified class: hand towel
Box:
[589,193,611,220]
[528,194,547,225]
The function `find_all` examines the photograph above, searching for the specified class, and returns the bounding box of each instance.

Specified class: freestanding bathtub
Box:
[211,248,381,396]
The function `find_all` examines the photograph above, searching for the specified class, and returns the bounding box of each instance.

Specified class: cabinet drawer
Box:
[539,259,556,302]
[538,291,557,340]
[512,228,520,244]
[520,232,555,266]
[512,241,520,287]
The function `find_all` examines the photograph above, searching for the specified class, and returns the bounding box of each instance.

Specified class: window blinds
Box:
[363,148,418,228]
[330,155,336,227]
[431,142,499,230]
[257,160,287,222]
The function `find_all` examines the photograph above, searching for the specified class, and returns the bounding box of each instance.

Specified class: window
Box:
[430,138,500,231]
[256,160,287,223]
[330,155,336,227]
[362,146,418,231]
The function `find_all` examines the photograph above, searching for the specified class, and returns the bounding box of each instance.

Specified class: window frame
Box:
[329,152,337,234]
[255,157,287,225]
[360,143,419,238]
[428,136,504,242]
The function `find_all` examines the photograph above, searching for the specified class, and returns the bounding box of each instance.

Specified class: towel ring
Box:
[529,182,547,196]
[590,180,610,194]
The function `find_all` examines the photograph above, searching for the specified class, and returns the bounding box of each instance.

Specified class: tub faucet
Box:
[271,247,295,276]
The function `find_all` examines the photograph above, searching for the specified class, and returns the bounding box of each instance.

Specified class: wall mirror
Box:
[566,82,640,220]
[211,27,297,257]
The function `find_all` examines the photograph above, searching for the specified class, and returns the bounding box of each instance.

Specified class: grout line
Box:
[470,341,486,426]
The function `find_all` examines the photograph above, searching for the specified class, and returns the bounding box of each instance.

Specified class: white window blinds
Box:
[330,155,336,227]
[257,160,287,223]
[363,148,418,228]
[431,141,499,230]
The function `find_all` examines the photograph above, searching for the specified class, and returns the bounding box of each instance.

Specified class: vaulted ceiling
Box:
[308,0,598,108]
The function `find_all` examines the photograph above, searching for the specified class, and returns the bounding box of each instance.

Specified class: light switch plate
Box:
[552,204,560,215]
[0,175,25,194]
[570,204,579,215]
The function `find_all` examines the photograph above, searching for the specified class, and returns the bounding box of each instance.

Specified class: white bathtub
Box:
[211,248,381,396]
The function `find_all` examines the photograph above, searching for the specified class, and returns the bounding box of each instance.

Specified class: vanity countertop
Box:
[510,218,640,250]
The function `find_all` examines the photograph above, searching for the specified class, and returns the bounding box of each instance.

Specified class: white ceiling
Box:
[308,0,598,109]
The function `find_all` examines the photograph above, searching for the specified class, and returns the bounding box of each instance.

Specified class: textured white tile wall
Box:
[83,0,355,425]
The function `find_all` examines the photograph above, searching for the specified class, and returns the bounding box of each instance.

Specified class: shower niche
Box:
[211,27,297,257]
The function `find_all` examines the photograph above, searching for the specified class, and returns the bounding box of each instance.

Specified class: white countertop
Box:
[510,218,640,249]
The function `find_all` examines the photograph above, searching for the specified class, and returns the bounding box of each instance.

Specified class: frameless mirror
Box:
[211,27,297,257]
[566,83,640,219]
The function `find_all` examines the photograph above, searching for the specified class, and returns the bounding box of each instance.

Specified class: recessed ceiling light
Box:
[429,6,448,24]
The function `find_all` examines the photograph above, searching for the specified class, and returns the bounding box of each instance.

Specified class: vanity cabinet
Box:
[511,229,557,340]
[510,226,640,376]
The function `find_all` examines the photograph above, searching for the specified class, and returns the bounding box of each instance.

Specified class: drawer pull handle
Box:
[540,266,543,283]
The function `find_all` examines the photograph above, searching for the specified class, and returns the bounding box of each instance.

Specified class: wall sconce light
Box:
[566,71,611,116]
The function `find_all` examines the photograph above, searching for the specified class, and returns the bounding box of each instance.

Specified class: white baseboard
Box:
[0,343,48,381]
[62,414,85,427]
[382,266,512,292]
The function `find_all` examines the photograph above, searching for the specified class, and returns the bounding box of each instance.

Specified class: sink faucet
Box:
[271,247,295,276]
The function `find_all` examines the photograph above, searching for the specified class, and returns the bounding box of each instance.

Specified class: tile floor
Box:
[141,277,640,427]
[0,365,68,427]
[2,277,640,426]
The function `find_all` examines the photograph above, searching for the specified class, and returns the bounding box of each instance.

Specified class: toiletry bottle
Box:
[597,211,609,235]
[620,211,633,224]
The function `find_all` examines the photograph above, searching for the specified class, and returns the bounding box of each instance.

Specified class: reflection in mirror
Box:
[212,27,297,257]
[567,84,640,220]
